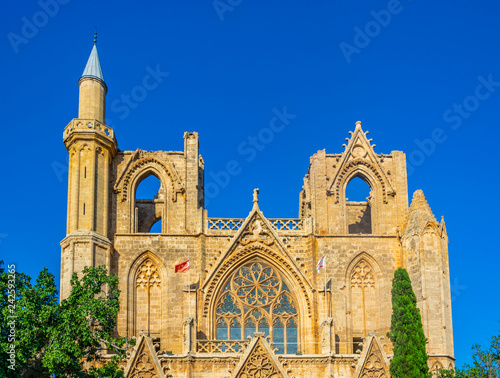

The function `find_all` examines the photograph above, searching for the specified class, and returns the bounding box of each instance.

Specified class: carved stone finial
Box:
[409,190,434,215]
[356,120,362,127]
[252,188,259,209]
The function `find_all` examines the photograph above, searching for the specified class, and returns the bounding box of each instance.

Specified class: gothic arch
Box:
[431,361,444,375]
[423,220,440,235]
[345,253,383,348]
[344,173,373,234]
[345,252,383,281]
[80,143,91,151]
[116,155,184,203]
[330,158,393,204]
[126,251,167,340]
[213,260,300,353]
[204,243,313,339]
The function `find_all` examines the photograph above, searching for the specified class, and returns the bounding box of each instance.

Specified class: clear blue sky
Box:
[2,0,499,368]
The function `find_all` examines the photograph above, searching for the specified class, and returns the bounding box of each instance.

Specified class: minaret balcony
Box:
[63,118,117,150]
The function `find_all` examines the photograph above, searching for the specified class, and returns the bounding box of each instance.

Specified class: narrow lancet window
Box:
[346,176,372,234]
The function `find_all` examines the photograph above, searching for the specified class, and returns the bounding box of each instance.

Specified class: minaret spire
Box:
[80,34,105,86]
[77,32,107,122]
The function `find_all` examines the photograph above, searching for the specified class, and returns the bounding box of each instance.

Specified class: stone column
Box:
[321,317,335,354]
[183,317,196,354]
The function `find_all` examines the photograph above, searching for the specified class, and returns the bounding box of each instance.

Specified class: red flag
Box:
[175,259,190,273]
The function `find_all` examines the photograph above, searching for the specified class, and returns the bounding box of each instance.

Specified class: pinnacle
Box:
[410,190,431,211]
[405,189,437,231]
[411,189,425,202]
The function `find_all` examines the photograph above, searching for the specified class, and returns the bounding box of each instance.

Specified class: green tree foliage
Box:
[436,334,500,378]
[435,368,457,378]
[0,262,132,377]
[387,267,430,377]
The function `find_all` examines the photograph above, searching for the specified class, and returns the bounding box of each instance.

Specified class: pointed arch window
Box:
[135,258,162,339]
[134,174,164,233]
[350,259,377,337]
[215,261,298,354]
[345,176,372,234]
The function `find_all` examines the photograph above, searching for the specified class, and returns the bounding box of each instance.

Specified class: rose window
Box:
[215,261,298,354]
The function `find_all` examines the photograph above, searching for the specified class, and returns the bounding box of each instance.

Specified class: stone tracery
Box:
[351,260,375,289]
[136,258,161,288]
[350,259,377,337]
[135,258,162,338]
[129,353,159,378]
[359,350,388,378]
[203,241,313,318]
[215,261,298,354]
[237,342,280,378]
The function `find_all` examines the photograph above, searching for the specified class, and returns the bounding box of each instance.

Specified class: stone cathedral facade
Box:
[60,42,455,377]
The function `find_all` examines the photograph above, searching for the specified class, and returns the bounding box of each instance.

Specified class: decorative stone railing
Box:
[268,219,304,231]
[64,119,115,140]
[207,218,305,232]
[207,218,244,231]
[197,340,249,354]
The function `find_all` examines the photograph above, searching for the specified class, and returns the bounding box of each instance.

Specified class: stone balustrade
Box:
[64,119,115,140]
[196,339,249,354]
[207,218,305,233]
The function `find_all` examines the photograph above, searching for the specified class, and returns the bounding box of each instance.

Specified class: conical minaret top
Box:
[81,46,105,84]
[78,33,107,122]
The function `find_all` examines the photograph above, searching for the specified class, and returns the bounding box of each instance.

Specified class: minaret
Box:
[78,32,107,122]
[60,34,117,299]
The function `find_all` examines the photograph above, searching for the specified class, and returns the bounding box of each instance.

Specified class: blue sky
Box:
[2,0,499,368]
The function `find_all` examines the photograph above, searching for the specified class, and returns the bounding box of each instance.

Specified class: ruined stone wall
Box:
[61,120,455,376]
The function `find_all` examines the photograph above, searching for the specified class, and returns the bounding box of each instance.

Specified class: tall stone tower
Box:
[60,39,117,299]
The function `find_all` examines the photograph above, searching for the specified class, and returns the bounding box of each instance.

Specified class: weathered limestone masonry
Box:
[60,42,455,377]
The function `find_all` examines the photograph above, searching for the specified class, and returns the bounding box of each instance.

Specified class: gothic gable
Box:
[125,335,164,378]
[328,121,395,203]
[232,334,288,378]
[201,197,314,318]
[354,335,390,378]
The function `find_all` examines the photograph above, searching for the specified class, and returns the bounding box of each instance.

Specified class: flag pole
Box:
[188,256,191,320]
[324,256,327,318]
